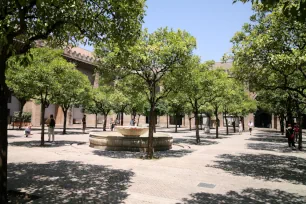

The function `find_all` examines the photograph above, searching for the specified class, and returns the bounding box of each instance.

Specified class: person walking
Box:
[239,121,243,135]
[286,123,296,149]
[248,121,253,135]
[110,118,115,131]
[24,124,32,137]
[82,115,86,134]
[46,114,55,142]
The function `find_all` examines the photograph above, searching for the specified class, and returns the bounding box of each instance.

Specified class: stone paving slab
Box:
[7,127,306,203]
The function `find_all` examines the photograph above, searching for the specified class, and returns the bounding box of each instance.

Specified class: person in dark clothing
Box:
[46,114,55,142]
[286,124,296,149]
[82,115,86,134]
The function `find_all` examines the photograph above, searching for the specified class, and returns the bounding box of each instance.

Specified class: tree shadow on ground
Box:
[55,131,89,135]
[8,134,22,138]
[179,188,306,204]
[158,130,192,133]
[173,138,218,146]
[9,140,87,148]
[8,160,134,203]
[185,135,231,141]
[208,153,306,185]
[247,143,306,153]
[248,134,306,144]
[92,149,194,159]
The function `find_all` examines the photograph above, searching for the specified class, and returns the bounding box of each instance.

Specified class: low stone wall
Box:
[89,132,173,152]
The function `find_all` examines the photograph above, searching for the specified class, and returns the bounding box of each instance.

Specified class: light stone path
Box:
[7,126,306,203]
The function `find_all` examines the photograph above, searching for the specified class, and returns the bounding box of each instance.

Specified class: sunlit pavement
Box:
[7,126,306,203]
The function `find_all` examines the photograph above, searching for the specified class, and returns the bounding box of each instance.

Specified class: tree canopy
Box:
[52,66,92,134]
[9,47,76,144]
[96,28,196,158]
[234,0,306,22]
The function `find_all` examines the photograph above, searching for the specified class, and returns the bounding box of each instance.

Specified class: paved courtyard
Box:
[7,126,306,203]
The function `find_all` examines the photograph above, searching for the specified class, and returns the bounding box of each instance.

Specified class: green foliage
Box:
[116,75,148,116]
[96,28,196,98]
[8,47,80,140]
[166,92,188,117]
[229,5,306,99]
[11,48,74,106]
[53,67,92,111]
[13,112,31,122]
[85,86,114,116]
[6,59,34,103]
[234,0,306,22]
[182,57,217,114]
[96,28,196,157]
[0,0,146,55]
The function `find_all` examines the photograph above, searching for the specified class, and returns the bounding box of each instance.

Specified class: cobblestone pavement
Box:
[7,126,306,203]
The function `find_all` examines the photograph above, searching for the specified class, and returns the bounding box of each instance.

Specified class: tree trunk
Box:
[286,98,293,126]
[0,57,8,202]
[62,109,68,134]
[175,113,178,133]
[195,113,200,143]
[153,111,156,133]
[166,114,169,128]
[189,117,192,131]
[280,114,285,135]
[241,116,245,131]
[40,103,46,146]
[18,100,26,129]
[194,103,200,144]
[224,112,229,135]
[200,114,203,130]
[103,114,108,131]
[120,111,124,126]
[215,107,219,139]
[147,103,155,158]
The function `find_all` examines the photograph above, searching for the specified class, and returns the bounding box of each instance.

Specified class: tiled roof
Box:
[213,62,232,70]
[63,46,95,65]
[35,40,95,65]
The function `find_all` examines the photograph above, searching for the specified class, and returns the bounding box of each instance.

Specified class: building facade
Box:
[8,48,257,130]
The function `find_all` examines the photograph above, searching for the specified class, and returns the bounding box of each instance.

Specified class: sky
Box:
[81,0,254,62]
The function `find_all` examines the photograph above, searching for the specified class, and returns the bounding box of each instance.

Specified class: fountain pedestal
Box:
[89,127,173,152]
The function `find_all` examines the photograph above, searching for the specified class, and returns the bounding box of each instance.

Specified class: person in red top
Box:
[294,123,299,143]
[286,124,296,150]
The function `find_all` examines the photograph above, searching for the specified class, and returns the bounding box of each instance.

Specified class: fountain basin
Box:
[89,132,172,152]
[115,126,149,137]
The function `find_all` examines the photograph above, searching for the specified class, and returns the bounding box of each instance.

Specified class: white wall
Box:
[73,107,84,122]
[44,104,55,118]
[7,96,20,116]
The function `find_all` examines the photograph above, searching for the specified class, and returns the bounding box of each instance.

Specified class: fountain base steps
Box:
[89,132,173,152]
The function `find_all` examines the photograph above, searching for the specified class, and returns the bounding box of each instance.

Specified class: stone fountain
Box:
[89,126,173,152]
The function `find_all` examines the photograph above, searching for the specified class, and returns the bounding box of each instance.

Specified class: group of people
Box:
[24,114,87,143]
[237,120,254,135]
[286,123,300,150]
